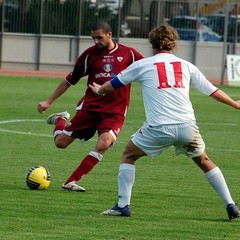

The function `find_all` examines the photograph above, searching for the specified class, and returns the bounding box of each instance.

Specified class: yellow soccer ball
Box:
[26,166,51,190]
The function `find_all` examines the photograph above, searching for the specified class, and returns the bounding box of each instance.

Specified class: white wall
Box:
[1,33,240,80]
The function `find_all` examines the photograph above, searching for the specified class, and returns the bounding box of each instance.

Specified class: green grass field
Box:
[0,76,240,239]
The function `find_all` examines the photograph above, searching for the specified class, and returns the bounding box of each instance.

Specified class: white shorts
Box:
[131,121,205,158]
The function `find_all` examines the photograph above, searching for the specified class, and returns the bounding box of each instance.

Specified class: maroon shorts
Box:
[63,109,125,141]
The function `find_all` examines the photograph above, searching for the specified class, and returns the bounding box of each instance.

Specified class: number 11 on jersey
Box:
[154,62,185,89]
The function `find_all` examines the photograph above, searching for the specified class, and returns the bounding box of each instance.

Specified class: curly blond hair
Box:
[149,23,179,51]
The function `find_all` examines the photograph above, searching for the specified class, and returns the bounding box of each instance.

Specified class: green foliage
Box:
[0,76,240,239]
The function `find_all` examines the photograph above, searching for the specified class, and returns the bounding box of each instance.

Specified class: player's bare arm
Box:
[211,89,240,109]
[37,79,71,113]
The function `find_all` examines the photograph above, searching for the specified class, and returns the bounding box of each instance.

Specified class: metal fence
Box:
[1,0,240,82]
[1,0,240,43]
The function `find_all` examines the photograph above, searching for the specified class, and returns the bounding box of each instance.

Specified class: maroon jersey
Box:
[65,43,143,115]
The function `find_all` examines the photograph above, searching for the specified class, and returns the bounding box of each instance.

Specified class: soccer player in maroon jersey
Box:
[37,20,143,192]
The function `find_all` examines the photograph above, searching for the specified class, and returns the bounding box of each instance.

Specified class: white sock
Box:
[53,130,62,138]
[118,163,135,208]
[89,151,103,161]
[205,167,234,207]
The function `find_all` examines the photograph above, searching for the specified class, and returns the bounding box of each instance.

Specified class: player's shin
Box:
[118,163,135,208]
[205,166,235,207]
[64,151,103,184]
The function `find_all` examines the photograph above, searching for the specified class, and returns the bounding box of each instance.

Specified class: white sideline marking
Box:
[0,119,52,137]
[1,119,240,153]
[0,128,52,137]
[0,119,44,124]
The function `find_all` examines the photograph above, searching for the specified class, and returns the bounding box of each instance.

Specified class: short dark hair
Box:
[91,20,112,33]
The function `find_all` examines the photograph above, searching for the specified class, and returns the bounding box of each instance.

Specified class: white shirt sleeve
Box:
[117,61,140,85]
[190,65,218,95]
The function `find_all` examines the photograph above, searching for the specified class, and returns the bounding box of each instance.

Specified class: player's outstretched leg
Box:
[192,153,239,220]
[205,167,239,220]
[62,151,103,192]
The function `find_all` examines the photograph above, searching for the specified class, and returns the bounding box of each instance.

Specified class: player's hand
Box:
[37,101,50,114]
[89,82,104,96]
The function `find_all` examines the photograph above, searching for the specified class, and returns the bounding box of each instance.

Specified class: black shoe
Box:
[226,204,239,220]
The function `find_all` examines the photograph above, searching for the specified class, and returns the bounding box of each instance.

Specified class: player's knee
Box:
[96,135,115,153]
[54,140,68,148]
[54,135,71,148]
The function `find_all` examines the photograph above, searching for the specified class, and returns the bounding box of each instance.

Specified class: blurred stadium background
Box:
[0,0,240,82]
[2,0,240,40]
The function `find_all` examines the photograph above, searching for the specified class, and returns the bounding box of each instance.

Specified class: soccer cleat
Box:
[47,111,70,125]
[101,204,131,217]
[61,181,85,192]
[226,203,239,220]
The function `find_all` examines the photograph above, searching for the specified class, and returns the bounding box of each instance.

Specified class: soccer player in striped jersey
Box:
[37,21,143,192]
[90,23,240,219]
